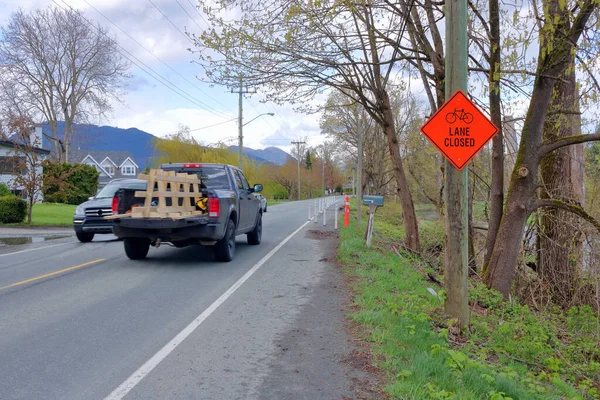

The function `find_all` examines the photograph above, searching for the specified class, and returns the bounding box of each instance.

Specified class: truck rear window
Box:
[193,167,231,189]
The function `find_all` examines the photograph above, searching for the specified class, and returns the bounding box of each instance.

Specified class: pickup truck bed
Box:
[109,163,264,262]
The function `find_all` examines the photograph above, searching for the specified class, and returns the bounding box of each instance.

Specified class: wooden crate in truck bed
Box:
[107,169,206,220]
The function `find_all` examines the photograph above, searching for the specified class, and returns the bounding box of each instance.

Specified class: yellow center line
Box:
[0,258,106,291]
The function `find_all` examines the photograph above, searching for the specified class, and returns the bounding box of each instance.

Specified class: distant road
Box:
[0,199,345,399]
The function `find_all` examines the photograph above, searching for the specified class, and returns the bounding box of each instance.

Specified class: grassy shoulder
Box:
[5,203,75,227]
[338,200,598,399]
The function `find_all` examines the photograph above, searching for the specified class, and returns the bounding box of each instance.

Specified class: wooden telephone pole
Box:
[444,0,470,328]
[232,75,256,169]
[291,141,306,200]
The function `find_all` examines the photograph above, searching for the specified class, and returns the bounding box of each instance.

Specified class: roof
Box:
[69,149,135,166]
[0,139,51,155]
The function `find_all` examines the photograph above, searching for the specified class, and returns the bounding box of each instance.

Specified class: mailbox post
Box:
[363,195,384,248]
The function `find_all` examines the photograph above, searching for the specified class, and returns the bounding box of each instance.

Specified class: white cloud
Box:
[0,0,327,153]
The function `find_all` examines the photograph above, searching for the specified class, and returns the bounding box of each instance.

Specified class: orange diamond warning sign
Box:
[420,90,499,170]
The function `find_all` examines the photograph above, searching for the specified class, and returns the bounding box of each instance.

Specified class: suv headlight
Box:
[75,205,85,215]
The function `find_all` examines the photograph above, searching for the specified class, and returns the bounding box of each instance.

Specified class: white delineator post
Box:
[334,204,338,230]
[308,204,311,221]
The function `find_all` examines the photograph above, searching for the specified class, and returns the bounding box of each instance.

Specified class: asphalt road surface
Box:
[0,199,378,400]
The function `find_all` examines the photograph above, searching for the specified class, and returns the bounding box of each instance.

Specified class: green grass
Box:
[4,203,76,227]
[338,200,597,399]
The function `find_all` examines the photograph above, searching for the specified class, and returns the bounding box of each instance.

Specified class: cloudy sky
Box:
[0,0,327,153]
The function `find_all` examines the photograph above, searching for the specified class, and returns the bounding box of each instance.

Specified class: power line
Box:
[247,97,298,141]
[54,0,232,120]
[184,0,210,26]
[174,0,203,31]
[148,0,194,44]
[164,117,237,135]
[82,0,234,120]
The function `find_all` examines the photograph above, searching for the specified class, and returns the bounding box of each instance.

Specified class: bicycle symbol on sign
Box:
[445,108,474,124]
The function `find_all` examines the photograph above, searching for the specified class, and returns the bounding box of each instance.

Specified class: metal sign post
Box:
[362,196,384,248]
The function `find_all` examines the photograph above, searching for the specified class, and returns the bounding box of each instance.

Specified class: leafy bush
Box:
[272,189,289,199]
[0,183,11,197]
[0,195,27,223]
[43,162,99,204]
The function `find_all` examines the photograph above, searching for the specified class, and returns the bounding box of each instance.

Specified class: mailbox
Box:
[362,195,384,207]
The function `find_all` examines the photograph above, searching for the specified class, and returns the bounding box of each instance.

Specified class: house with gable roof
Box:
[0,125,50,201]
[69,150,141,188]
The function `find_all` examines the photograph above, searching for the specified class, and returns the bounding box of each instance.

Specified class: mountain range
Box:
[40,122,291,168]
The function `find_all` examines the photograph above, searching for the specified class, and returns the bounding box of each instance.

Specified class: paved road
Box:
[0,198,374,399]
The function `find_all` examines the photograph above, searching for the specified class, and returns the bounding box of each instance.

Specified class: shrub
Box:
[0,195,27,223]
[0,183,11,197]
[273,189,288,199]
[43,161,99,204]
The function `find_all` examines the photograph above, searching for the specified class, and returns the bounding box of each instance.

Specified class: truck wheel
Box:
[247,213,262,245]
[76,232,94,243]
[214,219,236,262]
[124,237,150,260]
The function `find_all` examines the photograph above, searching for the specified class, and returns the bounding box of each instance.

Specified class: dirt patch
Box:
[306,229,340,240]
[320,230,390,400]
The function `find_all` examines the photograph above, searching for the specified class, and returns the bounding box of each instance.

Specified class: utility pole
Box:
[352,168,356,196]
[444,0,470,328]
[356,127,364,226]
[231,75,255,169]
[291,140,306,200]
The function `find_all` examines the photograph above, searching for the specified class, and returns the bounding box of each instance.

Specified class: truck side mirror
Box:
[253,184,263,193]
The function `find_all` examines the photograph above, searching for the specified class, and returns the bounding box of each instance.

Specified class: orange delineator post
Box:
[344,195,350,227]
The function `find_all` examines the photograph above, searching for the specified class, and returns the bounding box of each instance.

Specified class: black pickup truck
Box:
[111,163,263,262]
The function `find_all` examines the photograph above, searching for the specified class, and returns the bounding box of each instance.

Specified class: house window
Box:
[122,166,136,175]
[0,156,25,175]
[103,165,114,175]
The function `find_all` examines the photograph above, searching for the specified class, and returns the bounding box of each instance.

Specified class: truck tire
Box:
[76,232,94,243]
[124,237,150,260]
[247,213,262,245]
[214,219,236,262]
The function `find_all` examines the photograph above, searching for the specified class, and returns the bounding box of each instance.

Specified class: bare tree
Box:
[193,0,421,250]
[484,0,600,298]
[5,114,48,223]
[0,7,130,162]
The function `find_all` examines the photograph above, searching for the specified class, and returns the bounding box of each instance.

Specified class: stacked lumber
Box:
[107,169,205,220]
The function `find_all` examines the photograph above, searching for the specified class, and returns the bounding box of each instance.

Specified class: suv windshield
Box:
[95,181,146,198]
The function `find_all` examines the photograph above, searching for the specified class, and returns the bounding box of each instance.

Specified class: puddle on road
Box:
[0,235,71,246]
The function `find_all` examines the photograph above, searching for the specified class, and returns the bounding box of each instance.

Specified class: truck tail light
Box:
[112,195,119,215]
[184,163,202,168]
[208,197,220,217]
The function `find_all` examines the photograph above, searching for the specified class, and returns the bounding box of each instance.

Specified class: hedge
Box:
[0,195,27,223]
[0,183,11,197]
[43,162,99,205]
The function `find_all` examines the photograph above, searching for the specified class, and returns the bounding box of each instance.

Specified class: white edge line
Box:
[105,220,312,400]
[0,242,70,257]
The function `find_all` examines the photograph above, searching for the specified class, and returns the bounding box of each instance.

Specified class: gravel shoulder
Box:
[255,228,386,400]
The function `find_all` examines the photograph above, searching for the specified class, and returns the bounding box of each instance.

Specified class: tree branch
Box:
[539,132,600,158]
[535,199,600,232]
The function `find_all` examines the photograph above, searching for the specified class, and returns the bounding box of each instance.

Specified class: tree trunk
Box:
[381,90,420,251]
[27,197,33,224]
[468,180,477,275]
[484,79,553,297]
[357,135,364,226]
[484,0,597,298]
[538,57,584,306]
[483,0,504,269]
